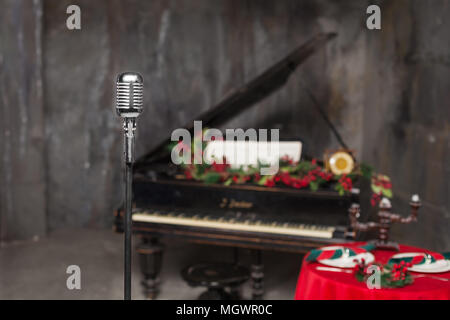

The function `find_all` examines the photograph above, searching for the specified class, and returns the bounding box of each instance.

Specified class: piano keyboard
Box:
[132,211,336,239]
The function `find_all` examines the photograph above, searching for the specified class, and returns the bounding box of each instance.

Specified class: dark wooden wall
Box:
[363,0,450,250]
[0,0,448,251]
[0,0,46,241]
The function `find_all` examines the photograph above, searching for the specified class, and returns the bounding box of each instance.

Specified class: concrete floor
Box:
[0,228,304,300]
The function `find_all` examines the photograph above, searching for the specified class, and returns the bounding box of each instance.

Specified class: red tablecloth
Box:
[295,242,450,300]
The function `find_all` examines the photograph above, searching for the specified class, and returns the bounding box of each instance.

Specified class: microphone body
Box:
[116,72,143,118]
[116,72,143,300]
[116,73,143,164]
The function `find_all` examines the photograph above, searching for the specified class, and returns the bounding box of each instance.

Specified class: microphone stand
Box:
[116,71,143,300]
[123,118,135,300]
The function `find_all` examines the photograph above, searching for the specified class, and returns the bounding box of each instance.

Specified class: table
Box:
[294,242,450,300]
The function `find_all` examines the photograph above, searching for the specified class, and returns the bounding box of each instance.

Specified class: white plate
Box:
[390,252,450,273]
[317,246,375,269]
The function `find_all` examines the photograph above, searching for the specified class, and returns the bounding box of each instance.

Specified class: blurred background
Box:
[0,0,448,299]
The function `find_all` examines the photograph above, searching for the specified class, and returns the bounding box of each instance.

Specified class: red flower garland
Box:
[180,155,392,206]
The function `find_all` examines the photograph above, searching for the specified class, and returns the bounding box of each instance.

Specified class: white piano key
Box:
[132,212,335,239]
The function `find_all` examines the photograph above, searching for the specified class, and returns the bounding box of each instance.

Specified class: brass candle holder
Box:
[348,195,421,251]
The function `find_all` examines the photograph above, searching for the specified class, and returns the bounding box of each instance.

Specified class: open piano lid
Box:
[135,32,337,169]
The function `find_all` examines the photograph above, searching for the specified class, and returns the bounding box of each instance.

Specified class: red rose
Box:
[292,181,301,189]
[281,173,291,185]
[264,178,275,187]
[383,181,392,189]
[300,177,309,188]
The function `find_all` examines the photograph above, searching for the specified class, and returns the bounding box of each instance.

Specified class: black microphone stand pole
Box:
[116,72,143,300]
[124,118,135,300]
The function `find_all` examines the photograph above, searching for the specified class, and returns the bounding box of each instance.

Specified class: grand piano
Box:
[114,33,361,299]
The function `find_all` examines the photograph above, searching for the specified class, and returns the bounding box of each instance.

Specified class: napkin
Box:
[306,243,375,262]
[388,252,445,266]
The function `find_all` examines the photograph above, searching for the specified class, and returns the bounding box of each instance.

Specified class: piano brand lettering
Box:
[219,198,253,209]
[66,5,81,30]
[366,5,381,30]
[171,120,280,175]
[66,265,81,290]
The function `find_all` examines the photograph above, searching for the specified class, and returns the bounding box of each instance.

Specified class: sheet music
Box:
[204,141,302,169]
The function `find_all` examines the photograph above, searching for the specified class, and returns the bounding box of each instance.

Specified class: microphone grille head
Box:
[116,72,143,118]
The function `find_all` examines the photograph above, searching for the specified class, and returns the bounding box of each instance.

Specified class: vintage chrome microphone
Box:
[116,72,143,300]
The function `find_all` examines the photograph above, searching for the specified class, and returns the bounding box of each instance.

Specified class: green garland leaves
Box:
[170,135,393,205]
[181,157,393,205]
[354,262,414,289]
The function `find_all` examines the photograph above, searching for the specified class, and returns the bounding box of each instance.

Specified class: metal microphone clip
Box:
[124,118,136,164]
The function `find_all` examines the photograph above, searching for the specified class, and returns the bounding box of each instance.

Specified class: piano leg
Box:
[251,250,264,300]
[136,237,164,300]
